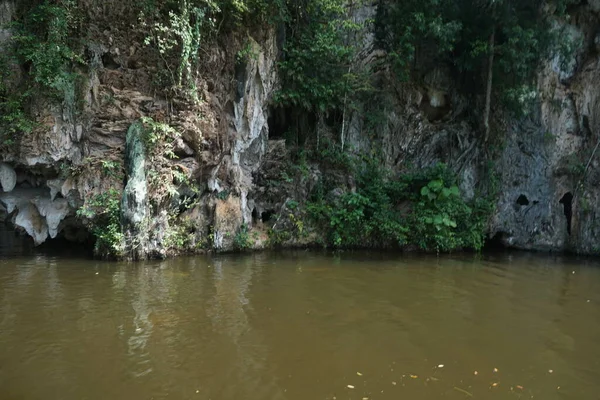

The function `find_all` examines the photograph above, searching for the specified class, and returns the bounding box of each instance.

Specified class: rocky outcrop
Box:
[488,4,600,253]
[121,122,148,259]
[0,187,72,245]
[0,163,16,192]
[3,1,600,258]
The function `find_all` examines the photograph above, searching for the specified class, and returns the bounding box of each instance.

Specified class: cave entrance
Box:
[261,209,275,223]
[251,208,275,224]
[559,192,573,235]
[267,106,316,146]
[484,232,510,251]
[516,194,530,206]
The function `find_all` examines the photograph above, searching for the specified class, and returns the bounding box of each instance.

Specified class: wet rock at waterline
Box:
[121,121,148,260]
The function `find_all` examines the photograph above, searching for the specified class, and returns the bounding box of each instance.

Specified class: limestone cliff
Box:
[1,0,600,258]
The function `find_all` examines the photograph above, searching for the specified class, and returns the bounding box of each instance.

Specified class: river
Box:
[1,250,599,399]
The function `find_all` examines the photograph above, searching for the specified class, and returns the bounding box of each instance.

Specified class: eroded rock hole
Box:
[516,195,530,206]
[101,53,120,69]
[261,210,275,223]
[484,232,510,251]
[267,106,315,145]
[252,208,259,223]
[267,106,291,140]
[559,192,573,235]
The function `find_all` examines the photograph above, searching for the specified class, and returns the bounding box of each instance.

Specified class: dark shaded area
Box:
[267,106,291,139]
[0,223,93,259]
[559,192,573,235]
[267,106,316,144]
[484,231,510,251]
[261,210,275,223]
[101,53,120,69]
[516,194,530,206]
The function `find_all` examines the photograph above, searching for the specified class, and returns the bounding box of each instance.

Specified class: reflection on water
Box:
[1,252,600,399]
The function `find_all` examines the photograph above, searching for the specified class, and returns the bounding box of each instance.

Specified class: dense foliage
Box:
[375,0,578,114]
[76,189,125,257]
[307,161,492,252]
[0,0,82,144]
[0,0,581,255]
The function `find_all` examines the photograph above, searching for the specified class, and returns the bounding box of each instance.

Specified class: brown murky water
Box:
[1,251,600,400]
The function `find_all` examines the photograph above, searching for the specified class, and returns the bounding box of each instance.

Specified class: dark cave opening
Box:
[559,192,573,235]
[101,53,120,69]
[516,194,530,206]
[261,210,275,223]
[267,106,292,140]
[0,222,93,258]
[267,106,316,145]
[484,232,510,251]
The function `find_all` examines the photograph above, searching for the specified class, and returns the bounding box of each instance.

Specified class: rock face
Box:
[0,188,72,245]
[0,163,16,192]
[2,1,600,258]
[121,122,147,259]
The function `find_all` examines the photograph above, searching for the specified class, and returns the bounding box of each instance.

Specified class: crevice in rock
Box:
[261,209,274,223]
[267,106,315,145]
[252,207,259,223]
[516,194,530,206]
[267,106,291,140]
[101,53,120,69]
[484,232,510,251]
[559,192,573,235]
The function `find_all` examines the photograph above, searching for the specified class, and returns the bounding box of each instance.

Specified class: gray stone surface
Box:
[121,121,148,259]
[0,163,16,192]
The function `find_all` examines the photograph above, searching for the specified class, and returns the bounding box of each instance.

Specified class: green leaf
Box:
[428,180,443,191]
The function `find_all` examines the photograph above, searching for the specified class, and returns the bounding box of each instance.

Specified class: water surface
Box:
[1,251,600,399]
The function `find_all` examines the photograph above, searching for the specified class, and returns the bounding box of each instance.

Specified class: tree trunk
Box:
[483,27,495,142]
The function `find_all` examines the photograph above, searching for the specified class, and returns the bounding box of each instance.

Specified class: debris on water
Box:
[516,385,524,390]
[430,377,439,381]
[195,390,199,393]
[438,364,444,368]
[362,397,369,400]
[356,372,363,376]
[453,387,473,397]
[473,371,478,375]
[491,382,499,387]
[95,272,99,275]
[392,381,397,386]
[410,375,418,379]
[347,385,355,389]
[548,369,553,373]
[493,368,499,373]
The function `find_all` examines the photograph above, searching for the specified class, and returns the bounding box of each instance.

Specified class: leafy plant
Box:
[77,189,125,257]
[0,0,83,143]
[307,161,490,252]
[234,223,252,250]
